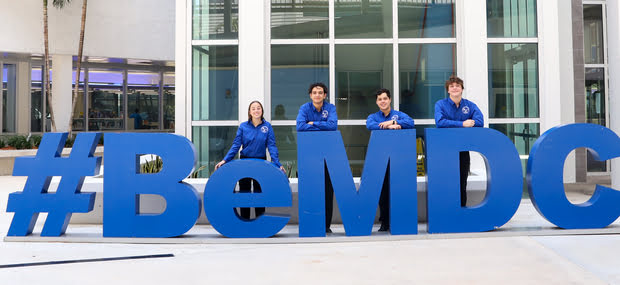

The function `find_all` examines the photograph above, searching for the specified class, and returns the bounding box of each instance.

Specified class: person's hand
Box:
[378,121,393,129]
[308,121,314,125]
[280,166,286,173]
[387,124,402,130]
[463,119,475,128]
[215,160,226,170]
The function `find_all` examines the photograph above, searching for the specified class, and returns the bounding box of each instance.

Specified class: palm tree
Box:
[68,0,87,134]
[43,0,58,131]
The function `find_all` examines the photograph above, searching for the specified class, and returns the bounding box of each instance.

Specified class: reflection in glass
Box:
[193,0,238,40]
[271,0,328,39]
[488,43,538,118]
[584,5,604,64]
[487,0,537,38]
[31,66,43,132]
[272,45,329,119]
[192,46,238,121]
[87,69,124,131]
[399,44,456,119]
[489,123,539,155]
[399,0,455,38]
[128,72,160,130]
[585,68,606,172]
[339,125,370,177]
[335,0,392,38]
[2,64,16,133]
[164,73,175,130]
[273,126,298,178]
[193,126,238,178]
[336,44,392,119]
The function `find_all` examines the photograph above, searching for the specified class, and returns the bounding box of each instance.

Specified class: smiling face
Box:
[376,92,391,113]
[447,82,463,100]
[248,102,263,121]
[309,86,327,106]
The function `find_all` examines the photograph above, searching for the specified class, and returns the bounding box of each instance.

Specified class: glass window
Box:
[193,126,238,178]
[271,45,329,119]
[163,73,175,130]
[488,43,538,118]
[339,125,371,177]
[335,0,392,39]
[399,44,456,119]
[487,0,537,38]
[489,123,539,156]
[193,0,239,40]
[128,71,160,130]
[87,69,124,131]
[271,0,328,39]
[274,126,298,178]
[584,5,604,64]
[192,46,239,121]
[399,0,455,38]
[336,44,392,119]
[585,68,606,172]
[31,66,44,132]
[2,64,17,133]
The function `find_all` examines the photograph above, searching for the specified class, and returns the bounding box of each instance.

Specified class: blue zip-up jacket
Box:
[296,101,338,131]
[434,98,484,128]
[223,120,282,167]
[366,109,415,130]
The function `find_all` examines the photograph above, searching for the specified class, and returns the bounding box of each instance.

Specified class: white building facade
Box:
[176,0,617,181]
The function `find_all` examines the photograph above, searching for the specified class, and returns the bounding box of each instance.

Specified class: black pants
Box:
[459,151,470,207]
[237,156,266,219]
[325,167,334,230]
[378,167,390,227]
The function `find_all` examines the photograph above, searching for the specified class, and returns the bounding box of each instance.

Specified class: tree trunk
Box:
[43,0,57,132]
[68,0,87,134]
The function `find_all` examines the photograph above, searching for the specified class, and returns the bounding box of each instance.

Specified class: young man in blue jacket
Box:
[296,82,338,233]
[366,88,415,232]
[434,75,484,207]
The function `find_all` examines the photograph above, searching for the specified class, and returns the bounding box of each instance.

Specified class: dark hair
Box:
[308,82,328,95]
[445,75,464,92]
[247,101,264,122]
[375,88,391,99]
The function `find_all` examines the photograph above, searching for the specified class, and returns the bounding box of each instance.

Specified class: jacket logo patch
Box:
[261,126,268,133]
[462,106,470,114]
[391,115,399,121]
[322,110,329,118]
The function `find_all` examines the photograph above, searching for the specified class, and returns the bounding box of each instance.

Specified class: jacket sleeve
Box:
[366,114,381,130]
[266,125,282,167]
[223,126,243,162]
[471,103,484,127]
[314,105,338,131]
[296,107,319,131]
[397,112,415,129]
[434,102,463,128]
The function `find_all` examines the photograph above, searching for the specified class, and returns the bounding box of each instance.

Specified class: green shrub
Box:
[30,135,42,148]
[0,138,5,148]
[98,135,104,145]
[64,136,75,148]
[7,136,32,149]
[140,156,163,173]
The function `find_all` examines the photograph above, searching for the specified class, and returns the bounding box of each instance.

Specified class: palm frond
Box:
[52,0,71,9]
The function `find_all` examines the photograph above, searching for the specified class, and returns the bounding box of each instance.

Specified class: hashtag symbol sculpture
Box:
[6,133,102,236]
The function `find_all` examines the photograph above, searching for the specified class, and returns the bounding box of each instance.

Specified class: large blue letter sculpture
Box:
[7,133,101,236]
[103,133,201,237]
[425,128,522,233]
[527,123,620,228]
[297,130,417,237]
[204,159,292,238]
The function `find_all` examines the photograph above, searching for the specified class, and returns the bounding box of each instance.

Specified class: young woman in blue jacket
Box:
[215,101,286,219]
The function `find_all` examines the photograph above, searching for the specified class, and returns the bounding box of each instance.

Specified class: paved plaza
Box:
[0,176,619,284]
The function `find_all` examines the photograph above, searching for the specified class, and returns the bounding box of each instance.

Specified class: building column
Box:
[51,54,73,132]
[571,0,587,182]
[16,61,31,134]
[607,1,620,190]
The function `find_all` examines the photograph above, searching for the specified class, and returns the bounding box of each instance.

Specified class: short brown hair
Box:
[445,75,464,92]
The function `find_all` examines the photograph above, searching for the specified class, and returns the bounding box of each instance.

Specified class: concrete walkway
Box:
[0,176,619,284]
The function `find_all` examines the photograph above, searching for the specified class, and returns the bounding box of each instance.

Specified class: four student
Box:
[214,75,482,232]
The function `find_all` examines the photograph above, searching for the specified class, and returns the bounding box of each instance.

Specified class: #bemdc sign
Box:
[6,124,620,238]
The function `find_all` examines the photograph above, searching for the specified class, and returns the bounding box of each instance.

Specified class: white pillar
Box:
[175,0,188,136]
[51,54,73,132]
[238,0,268,120]
[16,61,31,134]
[607,1,620,189]
[538,0,576,182]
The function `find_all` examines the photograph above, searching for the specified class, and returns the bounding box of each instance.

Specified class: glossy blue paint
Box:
[527,123,620,229]
[425,128,523,233]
